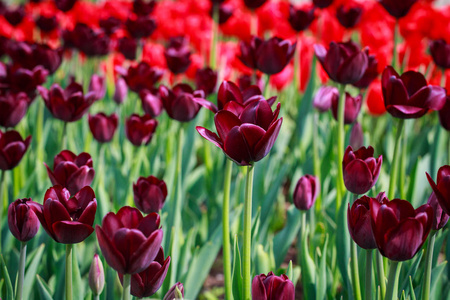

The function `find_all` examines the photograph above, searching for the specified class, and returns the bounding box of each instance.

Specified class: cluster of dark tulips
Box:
[1,0,450,299]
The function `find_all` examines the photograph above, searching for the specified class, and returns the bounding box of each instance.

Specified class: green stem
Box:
[365,249,373,300]
[385,261,402,300]
[61,122,68,150]
[223,159,233,300]
[15,242,27,300]
[392,21,398,70]
[313,113,322,215]
[388,119,405,199]
[351,238,362,300]
[209,5,219,69]
[293,34,300,93]
[243,165,254,300]
[399,126,407,199]
[421,232,436,300]
[122,274,131,300]
[94,295,100,300]
[65,244,73,300]
[336,84,346,215]
[0,170,5,253]
[376,252,386,298]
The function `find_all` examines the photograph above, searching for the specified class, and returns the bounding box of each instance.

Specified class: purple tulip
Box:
[126,16,156,39]
[336,5,363,29]
[293,175,319,211]
[427,192,449,230]
[288,5,316,32]
[426,165,450,215]
[88,113,119,143]
[378,0,418,19]
[159,84,203,122]
[125,114,158,146]
[252,272,295,300]
[0,130,31,170]
[0,92,28,127]
[331,92,362,124]
[164,37,192,75]
[8,198,40,242]
[313,86,337,112]
[88,254,105,296]
[133,176,168,214]
[139,89,164,117]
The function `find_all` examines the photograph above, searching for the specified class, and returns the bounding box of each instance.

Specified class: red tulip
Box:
[430,40,450,70]
[0,130,31,170]
[30,186,97,244]
[0,92,28,128]
[44,150,95,196]
[164,37,192,75]
[159,84,203,122]
[293,175,319,211]
[426,165,450,215]
[125,114,158,146]
[381,66,446,119]
[88,113,118,143]
[95,206,163,274]
[133,176,168,214]
[378,0,418,19]
[252,272,295,300]
[8,198,40,242]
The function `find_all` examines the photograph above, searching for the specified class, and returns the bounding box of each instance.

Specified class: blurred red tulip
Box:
[133,176,168,214]
[125,114,158,146]
[293,175,319,211]
[88,113,118,143]
[331,92,362,124]
[0,129,31,170]
[252,272,295,300]
[366,80,386,116]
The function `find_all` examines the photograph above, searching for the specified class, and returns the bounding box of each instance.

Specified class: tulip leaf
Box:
[1,255,13,300]
[316,235,328,300]
[23,243,45,300]
[430,261,447,299]
[72,245,85,300]
[232,235,242,300]
[300,225,316,300]
[336,193,351,297]
[273,206,302,267]
[36,275,54,300]
[399,250,423,295]
[408,276,416,300]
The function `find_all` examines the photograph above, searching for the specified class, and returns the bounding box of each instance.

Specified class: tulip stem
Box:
[223,159,233,300]
[122,274,131,300]
[365,249,373,300]
[351,240,362,300]
[243,165,254,300]
[388,119,404,199]
[0,170,5,253]
[376,252,386,298]
[294,34,301,93]
[210,4,219,69]
[336,84,346,215]
[385,261,402,300]
[65,244,73,300]
[61,122,68,150]
[15,242,27,300]
[421,232,436,300]
[313,113,322,215]
[392,21,399,71]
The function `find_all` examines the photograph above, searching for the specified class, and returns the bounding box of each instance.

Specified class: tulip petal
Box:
[223,126,253,166]
[383,219,423,261]
[116,206,143,229]
[137,213,160,237]
[254,118,283,162]
[410,86,446,111]
[214,110,241,141]
[196,126,223,149]
[77,200,97,225]
[96,226,127,274]
[251,275,268,300]
[337,51,368,84]
[384,76,409,106]
[53,221,94,243]
[129,229,163,274]
[343,159,374,194]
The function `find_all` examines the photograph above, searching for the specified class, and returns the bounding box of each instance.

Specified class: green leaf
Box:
[36,275,54,300]
[300,226,316,300]
[1,255,13,300]
[273,206,302,267]
[430,261,447,299]
[399,250,423,294]
[23,244,45,300]
[336,194,351,296]
[316,235,328,300]
[287,261,293,281]
[409,276,416,300]
[72,245,84,300]
[232,235,243,300]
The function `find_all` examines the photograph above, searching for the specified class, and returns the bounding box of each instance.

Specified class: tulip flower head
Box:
[313,0,333,9]
[8,198,40,242]
[243,0,267,10]
[126,16,156,39]
[195,67,218,96]
[429,40,450,70]
[288,5,316,32]
[352,52,378,89]
[89,254,105,296]
[159,84,204,122]
[164,37,192,75]
[0,129,31,171]
[378,0,418,19]
[133,176,168,214]
[252,272,295,300]
[139,89,164,117]
[125,114,158,146]
[88,113,119,143]
[336,5,363,29]
[293,175,319,211]
[313,86,337,112]
[113,77,128,104]
[426,165,450,215]
[331,92,362,124]
[427,192,449,230]
[0,92,28,128]
[117,62,163,93]
[163,282,184,300]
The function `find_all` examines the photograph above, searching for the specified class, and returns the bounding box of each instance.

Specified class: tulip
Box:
[293,175,319,211]
[30,185,97,244]
[139,90,164,117]
[159,84,203,122]
[88,113,119,143]
[381,66,446,119]
[36,15,58,32]
[243,0,267,10]
[336,5,363,29]
[89,75,106,101]
[38,80,98,122]
[126,16,156,39]
[163,282,184,300]
[429,40,450,70]
[44,150,95,196]
[4,5,25,26]
[217,80,272,112]
[210,4,233,25]
[427,192,449,230]
[352,52,378,89]
[331,92,362,124]
[426,165,450,215]
[119,248,170,298]
[117,62,163,93]
[237,74,264,92]
[89,254,105,296]
[255,37,296,75]
[6,42,63,74]
[118,37,138,61]
[195,67,217,96]
[315,41,368,85]
[0,92,28,127]
[288,5,316,32]
[95,206,163,274]
[113,78,128,104]
[313,86,337,112]
[313,0,333,9]
[164,37,192,75]
[8,198,40,242]
[63,23,110,57]
[238,36,262,70]
[133,176,168,214]
[7,66,48,101]
[439,96,450,131]
[349,122,364,150]
[99,17,122,35]
[252,272,295,300]
[0,130,31,170]
[125,114,158,146]
[378,0,418,19]
[342,146,382,195]
[133,0,156,16]
[370,197,432,261]
[55,0,77,12]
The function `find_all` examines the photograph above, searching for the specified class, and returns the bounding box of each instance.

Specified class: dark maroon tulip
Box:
[119,247,170,298]
[88,254,105,296]
[113,78,128,104]
[0,130,31,170]
[117,37,137,61]
[238,36,263,70]
[429,40,450,70]
[0,1,6,15]
[8,65,48,100]
[349,122,364,150]
[0,36,8,58]
[313,86,337,112]
[45,150,95,196]
[0,92,29,127]
[252,272,295,300]
[95,206,163,274]
[63,23,110,57]
[342,146,382,195]
[352,51,378,89]
[163,282,184,300]
[55,0,77,12]
[196,98,282,166]
[117,62,163,93]
[381,66,446,119]
[370,197,432,261]
[347,193,388,249]
[8,198,40,242]
[164,37,192,75]
[99,17,122,36]
[38,80,97,122]
[427,192,449,230]
[139,89,163,117]
[313,0,333,9]
[331,92,362,124]
[288,5,316,32]
[6,42,63,74]
[210,4,233,25]
[256,37,296,75]
[30,185,96,244]
[293,175,319,211]
[36,15,58,32]
[88,113,118,143]
[125,114,158,146]
[243,0,267,10]
[315,41,368,85]
[125,16,156,39]
[133,0,156,16]
[159,84,203,122]
[336,5,363,29]
[426,165,450,215]
[89,75,106,100]
[439,96,450,131]
[133,176,168,214]
[378,0,418,19]
[4,5,25,26]
[195,67,217,96]
[237,74,264,92]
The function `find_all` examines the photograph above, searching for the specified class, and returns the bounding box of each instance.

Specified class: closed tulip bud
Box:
[88,113,118,143]
[89,75,106,100]
[315,41,369,85]
[336,5,363,29]
[381,66,446,119]
[8,198,40,242]
[252,272,295,300]
[125,114,158,146]
[313,86,337,112]
[89,254,105,296]
[313,0,333,9]
[4,5,25,26]
[195,67,217,96]
[427,192,449,230]
[133,176,168,214]
[164,37,192,75]
[0,92,28,128]
[55,0,77,12]
[439,96,450,131]
[426,165,450,215]
[331,92,362,125]
[288,5,316,32]
[159,84,203,122]
[342,146,382,195]
[0,130,31,170]
[126,16,156,39]
[113,78,128,104]
[430,40,450,70]
[36,15,58,32]
[99,17,121,36]
[255,37,296,75]
[378,0,418,19]
[243,0,267,10]
[163,282,184,300]
[293,175,319,211]
[349,122,364,150]
[139,90,163,117]
[117,37,137,61]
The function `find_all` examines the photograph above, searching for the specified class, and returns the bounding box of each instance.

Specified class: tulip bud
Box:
[89,75,106,100]
[293,175,319,211]
[430,40,450,70]
[0,92,28,128]
[336,5,363,29]
[8,198,40,242]
[195,67,217,96]
[0,130,31,171]
[139,90,163,117]
[427,192,449,230]
[125,114,158,146]
[313,86,337,113]
[164,37,192,75]
[349,122,364,150]
[252,272,295,300]
[89,254,105,296]
[439,96,450,131]
[133,176,168,214]
[288,5,316,32]
[163,282,184,300]
[88,113,119,143]
[113,78,128,104]
[426,165,450,215]
[331,92,362,125]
